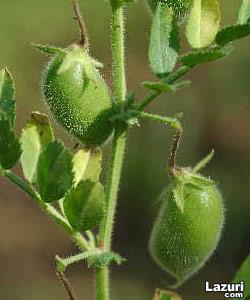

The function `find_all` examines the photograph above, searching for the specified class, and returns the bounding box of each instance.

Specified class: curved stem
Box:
[95,6,127,300]
[57,271,76,300]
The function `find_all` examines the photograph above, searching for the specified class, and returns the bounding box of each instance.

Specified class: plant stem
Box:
[72,0,89,48]
[95,6,127,300]
[129,110,182,131]
[168,130,183,174]
[3,170,90,251]
[57,271,76,300]
[138,65,192,111]
[56,251,92,271]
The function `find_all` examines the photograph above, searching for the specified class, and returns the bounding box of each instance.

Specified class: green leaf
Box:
[186,0,221,49]
[232,255,250,300]
[32,43,66,55]
[149,4,179,76]
[180,45,233,67]
[20,112,54,184]
[238,0,250,24]
[0,68,16,128]
[142,81,173,92]
[153,289,182,300]
[63,180,104,231]
[73,148,102,185]
[142,80,191,92]
[216,24,250,46]
[37,140,73,203]
[0,120,21,170]
[87,251,126,268]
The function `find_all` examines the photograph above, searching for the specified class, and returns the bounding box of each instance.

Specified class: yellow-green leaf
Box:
[238,0,250,24]
[186,0,221,49]
[20,112,53,183]
[73,148,102,185]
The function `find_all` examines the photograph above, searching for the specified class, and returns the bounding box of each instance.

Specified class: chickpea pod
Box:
[149,166,224,286]
[43,45,113,146]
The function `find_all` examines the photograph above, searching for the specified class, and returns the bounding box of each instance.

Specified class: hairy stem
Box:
[138,65,192,111]
[168,130,183,174]
[130,110,182,131]
[3,170,90,251]
[95,6,127,300]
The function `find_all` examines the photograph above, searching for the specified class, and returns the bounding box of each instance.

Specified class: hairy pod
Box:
[43,45,113,146]
[149,169,224,286]
[148,0,193,18]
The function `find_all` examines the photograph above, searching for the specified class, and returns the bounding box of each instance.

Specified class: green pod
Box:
[148,0,193,18]
[149,171,224,286]
[43,45,113,146]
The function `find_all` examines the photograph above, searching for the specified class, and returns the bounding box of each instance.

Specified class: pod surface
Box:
[43,49,113,146]
[149,181,224,285]
[148,0,193,17]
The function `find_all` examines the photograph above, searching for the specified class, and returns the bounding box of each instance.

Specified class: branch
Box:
[138,66,192,111]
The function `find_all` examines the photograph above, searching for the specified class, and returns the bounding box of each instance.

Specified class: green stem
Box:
[137,91,161,111]
[130,110,182,131]
[95,5,127,300]
[56,251,92,271]
[192,149,215,173]
[3,170,90,251]
[138,66,192,111]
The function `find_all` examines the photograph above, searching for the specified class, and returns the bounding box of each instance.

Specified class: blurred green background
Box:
[0,0,249,299]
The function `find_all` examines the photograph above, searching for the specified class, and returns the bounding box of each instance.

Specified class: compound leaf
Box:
[0,68,16,128]
[0,120,21,170]
[64,180,104,231]
[37,140,73,203]
[20,112,53,184]
[216,24,250,46]
[149,3,179,76]
[186,0,221,49]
